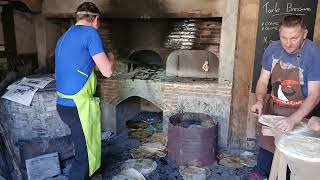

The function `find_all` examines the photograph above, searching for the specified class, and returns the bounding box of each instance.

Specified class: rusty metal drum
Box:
[168,112,217,167]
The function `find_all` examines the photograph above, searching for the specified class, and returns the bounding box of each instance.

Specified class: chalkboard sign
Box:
[251,0,318,93]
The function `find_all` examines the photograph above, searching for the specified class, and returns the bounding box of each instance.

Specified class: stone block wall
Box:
[0,90,70,160]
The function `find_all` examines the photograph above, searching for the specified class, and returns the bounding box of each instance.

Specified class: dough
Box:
[277,136,320,162]
[259,115,285,128]
[259,115,307,132]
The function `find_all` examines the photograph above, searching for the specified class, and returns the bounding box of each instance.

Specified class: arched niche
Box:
[128,50,164,67]
[116,96,163,133]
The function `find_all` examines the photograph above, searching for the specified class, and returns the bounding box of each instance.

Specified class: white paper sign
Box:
[2,85,38,106]
[2,76,54,106]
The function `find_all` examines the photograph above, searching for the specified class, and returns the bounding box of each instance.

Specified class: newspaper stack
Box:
[1,76,54,106]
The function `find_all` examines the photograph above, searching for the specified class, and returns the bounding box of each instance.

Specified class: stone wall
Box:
[0,9,37,55]
[0,7,38,72]
[0,90,70,160]
[97,78,232,148]
[13,10,37,55]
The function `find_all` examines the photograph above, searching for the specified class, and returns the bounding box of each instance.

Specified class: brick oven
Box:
[0,2,242,179]
[96,17,231,148]
[39,0,236,149]
[0,0,238,153]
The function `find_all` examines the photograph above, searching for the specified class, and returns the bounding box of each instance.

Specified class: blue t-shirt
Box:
[55,25,105,106]
[261,39,320,97]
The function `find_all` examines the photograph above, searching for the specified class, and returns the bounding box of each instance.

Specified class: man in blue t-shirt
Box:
[55,2,113,179]
[249,15,320,179]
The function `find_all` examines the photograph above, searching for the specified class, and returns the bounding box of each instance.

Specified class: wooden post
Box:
[0,124,23,180]
[1,4,18,71]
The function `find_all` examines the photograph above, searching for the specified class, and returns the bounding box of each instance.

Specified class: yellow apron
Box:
[57,70,101,176]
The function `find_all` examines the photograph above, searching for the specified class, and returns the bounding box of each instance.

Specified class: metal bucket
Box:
[168,112,217,167]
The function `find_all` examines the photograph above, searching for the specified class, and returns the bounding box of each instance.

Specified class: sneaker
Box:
[247,170,268,180]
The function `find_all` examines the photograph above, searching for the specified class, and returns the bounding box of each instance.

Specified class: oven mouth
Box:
[128,50,164,68]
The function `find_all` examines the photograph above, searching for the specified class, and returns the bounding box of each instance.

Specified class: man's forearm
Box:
[290,95,320,123]
[255,80,268,102]
[107,52,114,65]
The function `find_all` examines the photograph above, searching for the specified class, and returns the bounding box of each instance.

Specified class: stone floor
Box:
[39,130,255,180]
[15,111,257,180]
[99,130,255,180]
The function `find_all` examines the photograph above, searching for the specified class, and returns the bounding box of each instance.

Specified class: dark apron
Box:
[257,50,304,153]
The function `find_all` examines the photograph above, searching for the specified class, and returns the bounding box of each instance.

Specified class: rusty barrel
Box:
[168,112,217,167]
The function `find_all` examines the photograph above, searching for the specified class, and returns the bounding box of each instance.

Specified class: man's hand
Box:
[278,81,320,132]
[308,116,320,132]
[274,117,296,132]
[251,100,264,116]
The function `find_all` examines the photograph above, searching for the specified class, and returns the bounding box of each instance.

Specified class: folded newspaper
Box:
[1,76,54,106]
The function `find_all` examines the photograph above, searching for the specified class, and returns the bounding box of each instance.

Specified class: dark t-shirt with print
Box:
[261,39,320,97]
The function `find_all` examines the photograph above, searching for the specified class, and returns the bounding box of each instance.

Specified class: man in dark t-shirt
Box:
[249,15,320,179]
